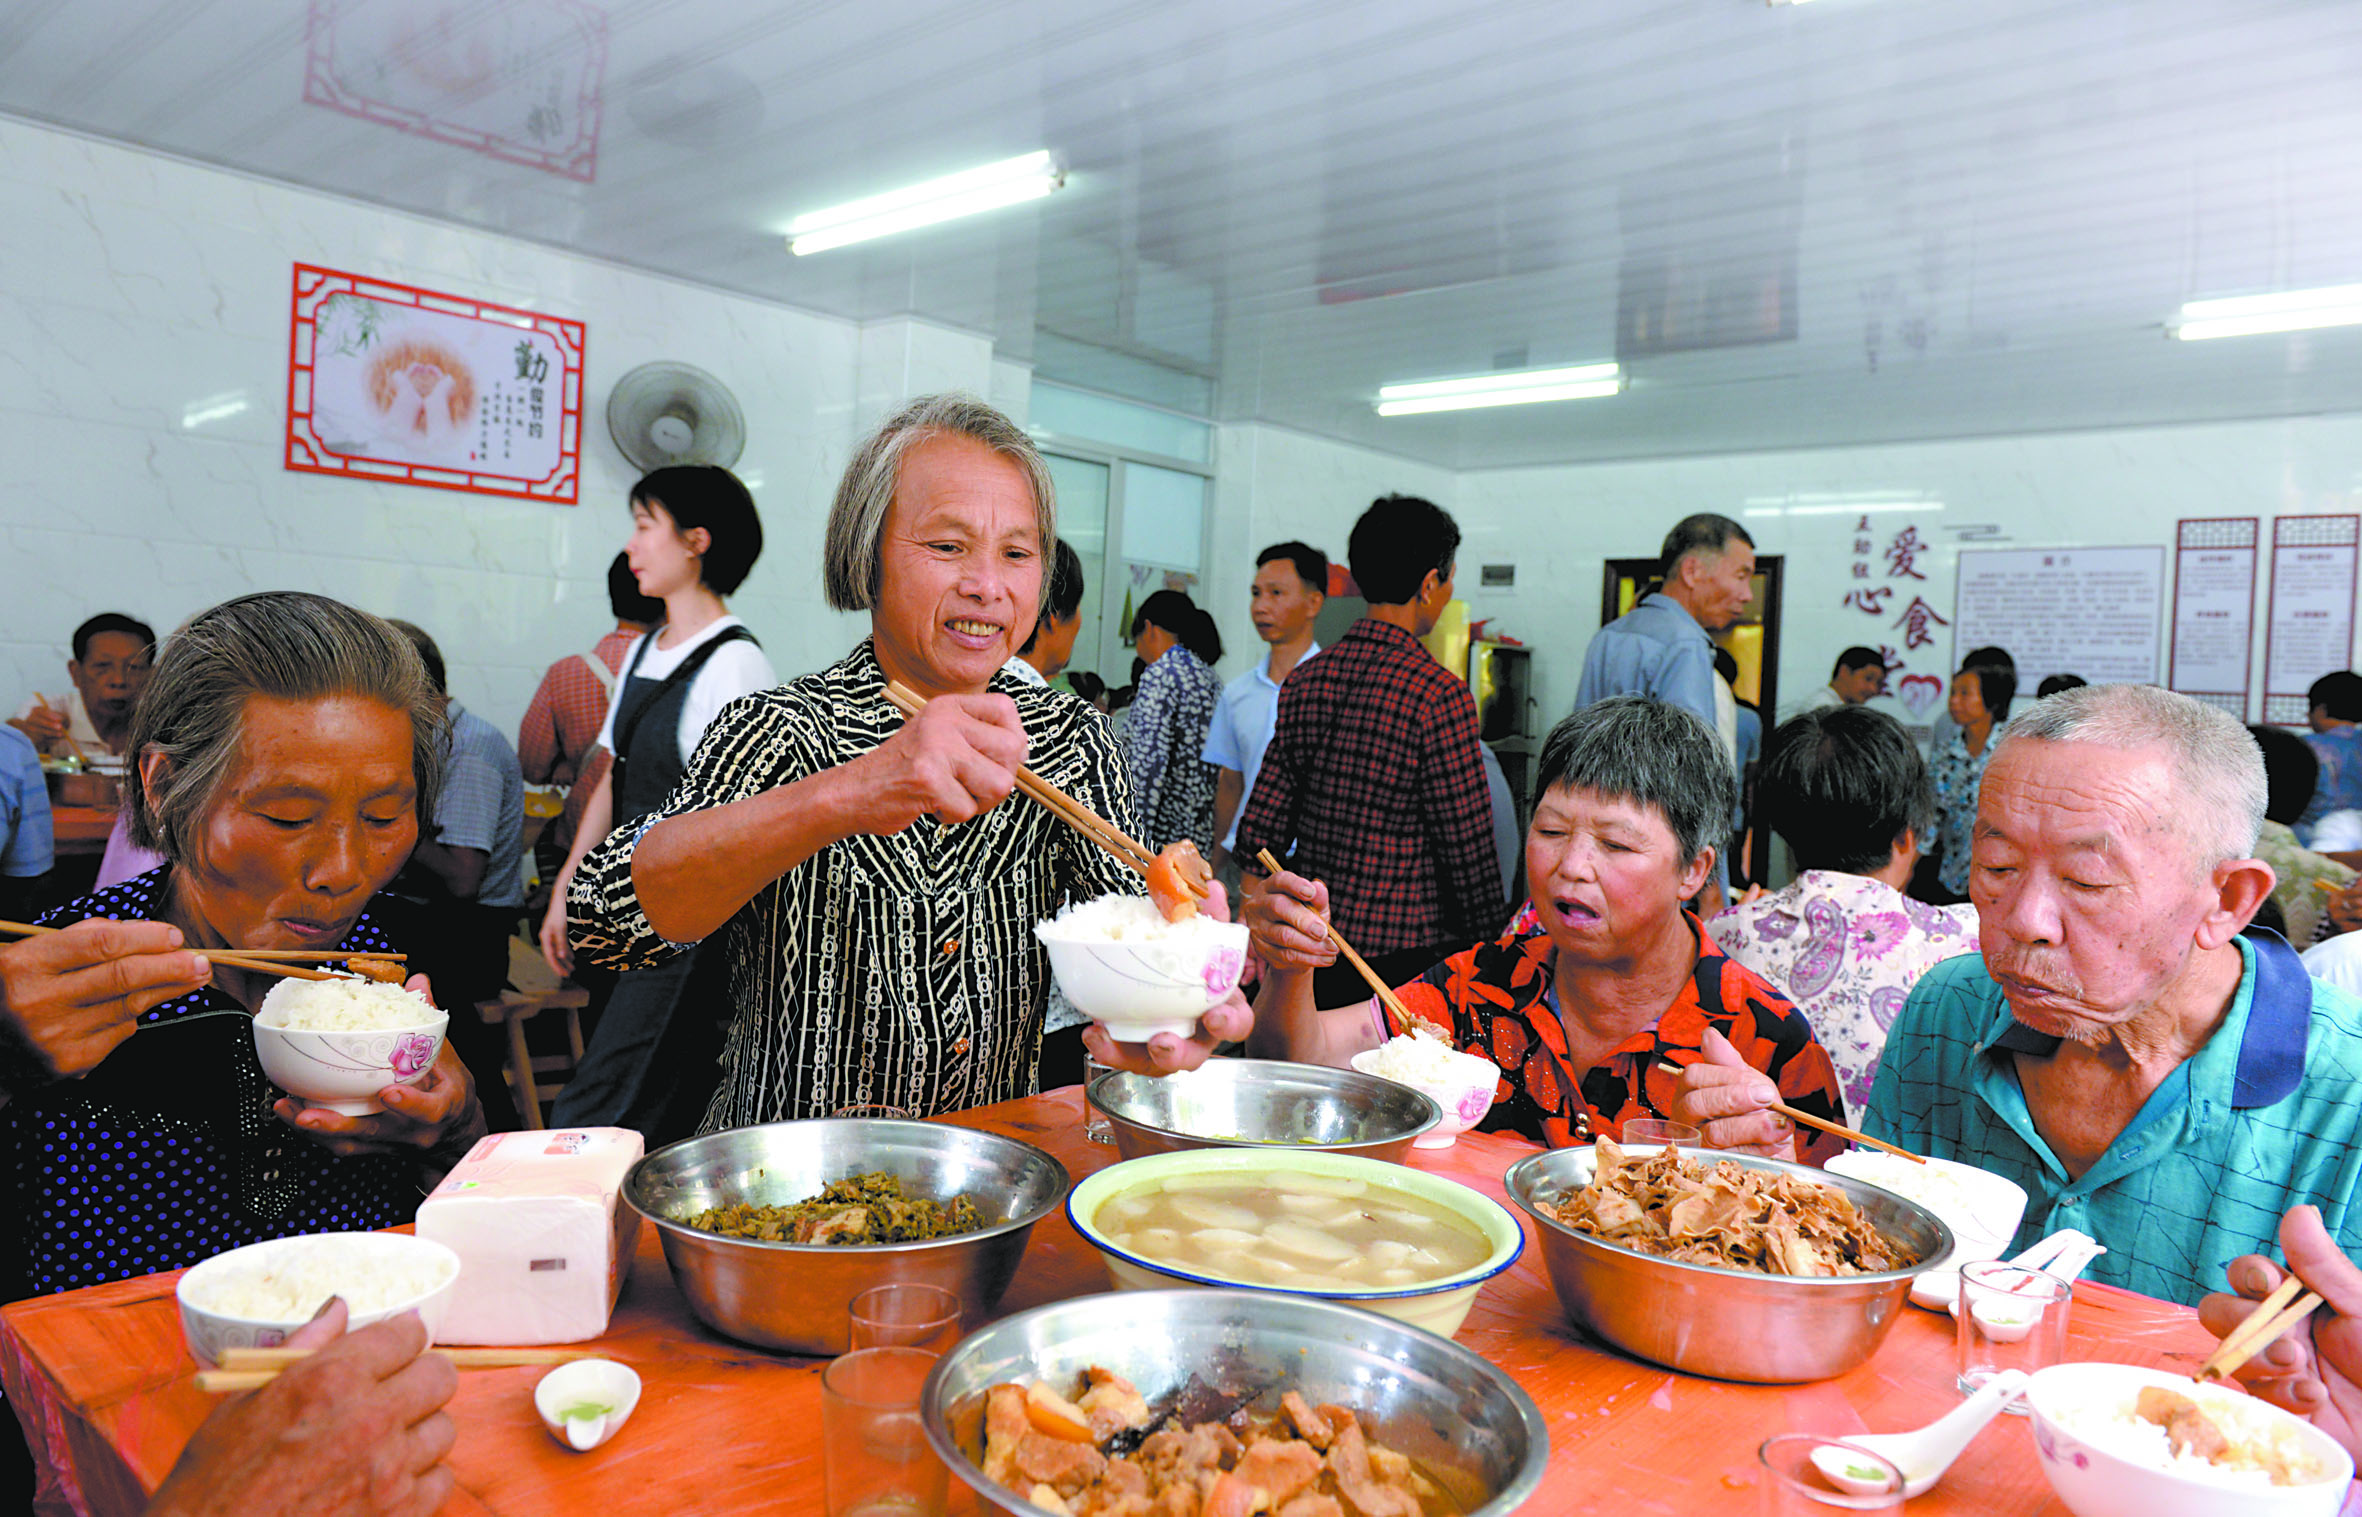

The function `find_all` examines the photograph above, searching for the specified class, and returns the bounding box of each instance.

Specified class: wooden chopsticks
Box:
[0,919,386,984]
[34,694,93,767]
[1769,1100,1927,1164]
[2195,1273,2326,1384]
[198,1345,594,1392]
[1251,847,1424,1033]
[879,680,1207,900]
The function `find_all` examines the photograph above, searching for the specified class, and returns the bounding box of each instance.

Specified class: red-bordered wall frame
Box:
[285,263,585,505]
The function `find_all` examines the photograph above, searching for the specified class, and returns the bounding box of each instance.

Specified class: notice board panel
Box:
[1953,546,2166,690]
[2168,517,2259,720]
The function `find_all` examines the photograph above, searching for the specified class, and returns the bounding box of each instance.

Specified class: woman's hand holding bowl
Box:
[273,974,485,1164]
[842,691,1029,833]
[1081,880,1254,1077]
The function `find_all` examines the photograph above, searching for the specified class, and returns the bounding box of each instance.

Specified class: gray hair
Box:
[1535,696,1737,865]
[1658,512,1753,580]
[821,393,1058,613]
[127,593,447,862]
[1996,683,2266,867]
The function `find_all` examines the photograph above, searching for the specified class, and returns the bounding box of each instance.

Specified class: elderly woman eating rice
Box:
[1245,696,1846,1160]
[0,592,483,1298]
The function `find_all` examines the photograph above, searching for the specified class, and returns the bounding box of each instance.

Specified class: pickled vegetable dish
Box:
[683,1171,982,1245]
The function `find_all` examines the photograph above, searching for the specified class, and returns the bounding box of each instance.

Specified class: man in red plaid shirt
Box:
[518,554,662,864]
[1239,495,1505,1004]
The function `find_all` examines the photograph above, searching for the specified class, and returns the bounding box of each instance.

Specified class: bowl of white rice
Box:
[1035,894,1250,1042]
[2025,1361,2351,1517]
[1825,1149,2028,1308]
[1352,1033,1501,1149]
[177,1232,460,1367]
[252,977,447,1115]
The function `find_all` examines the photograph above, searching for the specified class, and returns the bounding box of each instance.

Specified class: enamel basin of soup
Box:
[1067,1149,1523,1339]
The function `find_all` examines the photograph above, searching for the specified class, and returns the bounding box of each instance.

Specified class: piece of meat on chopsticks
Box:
[1146,840,1213,922]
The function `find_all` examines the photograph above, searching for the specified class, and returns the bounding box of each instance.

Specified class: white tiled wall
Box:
[4,114,2357,752]
[1457,414,2362,731]
[0,116,868,730]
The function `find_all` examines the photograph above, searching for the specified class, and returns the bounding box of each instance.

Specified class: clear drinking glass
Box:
[1082,1055,1116,1144]
[1956,1260,2073,1405]
[849,1283,964,1355]
[1621,1118,1703,1149]
[1757,1435,1905,1515]
[821,1347,949,1517]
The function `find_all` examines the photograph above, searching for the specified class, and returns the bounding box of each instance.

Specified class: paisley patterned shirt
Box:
[1709,872,1980,1115]
[1121,646,1222,853]
[1384,913,1848,1157]
[569,640,1142,1129]
[1927,732,1994,896]
[3,868,418,1298]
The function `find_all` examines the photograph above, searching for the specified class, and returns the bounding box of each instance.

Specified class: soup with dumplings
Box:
[1093,1169,1491,1290]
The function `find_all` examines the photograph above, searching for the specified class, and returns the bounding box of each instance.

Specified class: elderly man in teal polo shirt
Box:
[1678,681,2362,1305]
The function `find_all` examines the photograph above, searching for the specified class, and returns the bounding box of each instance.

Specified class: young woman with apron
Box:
[540,466,771,1140]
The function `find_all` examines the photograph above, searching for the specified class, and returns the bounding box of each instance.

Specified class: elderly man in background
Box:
[1680,682,2362,1306]
[1577,513,1755,913]
[10,612,155,759]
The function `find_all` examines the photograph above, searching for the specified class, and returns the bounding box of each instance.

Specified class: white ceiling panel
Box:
[1,0,2357,467]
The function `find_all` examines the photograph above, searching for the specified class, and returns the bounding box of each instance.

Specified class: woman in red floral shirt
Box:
[1245,695,1846,1162]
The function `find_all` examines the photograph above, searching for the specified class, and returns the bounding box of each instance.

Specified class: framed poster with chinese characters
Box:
[284,264,585,504]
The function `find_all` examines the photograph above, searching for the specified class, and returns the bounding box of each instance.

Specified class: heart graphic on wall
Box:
[1897,674,1944,717]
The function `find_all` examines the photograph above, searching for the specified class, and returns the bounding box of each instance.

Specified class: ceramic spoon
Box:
[1809,1369,2031,1497]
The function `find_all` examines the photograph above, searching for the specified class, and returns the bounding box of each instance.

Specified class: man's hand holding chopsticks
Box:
[2198,1204,2362,1463]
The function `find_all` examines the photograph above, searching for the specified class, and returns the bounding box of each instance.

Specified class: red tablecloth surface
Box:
[1,1089,2230,1515]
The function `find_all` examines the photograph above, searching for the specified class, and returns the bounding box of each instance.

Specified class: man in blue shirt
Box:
[1577,513,1755,910]
[1677,682,2362,1305]
[0,726,52,918]
[2300,670,2362,842]
[1205,542,1324,877]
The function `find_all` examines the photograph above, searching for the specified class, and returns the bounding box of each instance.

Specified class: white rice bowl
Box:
[1351,1034,1500,1149]
[252,979,448,1115]
[1036,893,1249,1041]
[1826,1149,2028,1308]
[257,977,438,1031]
[177,1232,459,1367]
[2026,1361,2351,1517]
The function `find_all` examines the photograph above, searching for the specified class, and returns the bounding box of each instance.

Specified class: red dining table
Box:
[0,1089,2236,1516]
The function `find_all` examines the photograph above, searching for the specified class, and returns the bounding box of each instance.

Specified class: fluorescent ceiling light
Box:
[2172,284,2362,341]
[788,151,1063,256]
[1375,362,1621,416]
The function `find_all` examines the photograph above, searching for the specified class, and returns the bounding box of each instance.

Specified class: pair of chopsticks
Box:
[0,919,406,984]
[2195,1273,2326,1384]
[33,694,93,766]
[879,680,1205,900]
[197,1345,592,1393]
[1249,847,1423,1033]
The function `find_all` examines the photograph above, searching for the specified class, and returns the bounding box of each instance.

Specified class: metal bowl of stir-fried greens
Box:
[625,1119,1069,1355]
[1505,1140,1951,1384]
